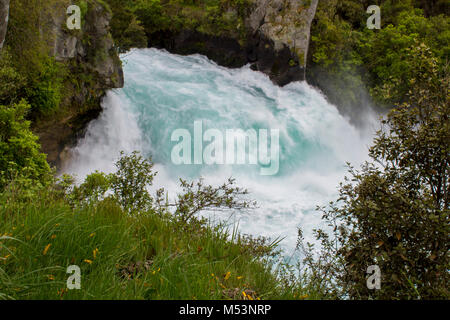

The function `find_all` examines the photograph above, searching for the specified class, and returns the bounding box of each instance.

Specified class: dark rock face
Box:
[247,32,305,86]
[0,0,9,50]
[162,30,305,86]
[168,30,248,68]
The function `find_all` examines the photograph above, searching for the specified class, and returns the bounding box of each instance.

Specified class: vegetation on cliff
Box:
[298,44,449,299]
[307,0,449,111]
[11,0,122,114]
[1,0,123,165]
[106,0,252,53]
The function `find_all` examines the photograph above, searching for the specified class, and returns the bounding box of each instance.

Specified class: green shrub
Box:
[298,46,449,299]
[109,151,156,213]
[308,0,450,108]
[0,49,26,105]
[0,100,51,190]
[26,57,65,116]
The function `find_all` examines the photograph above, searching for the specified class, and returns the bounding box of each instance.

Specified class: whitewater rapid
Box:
[64,48,376,256]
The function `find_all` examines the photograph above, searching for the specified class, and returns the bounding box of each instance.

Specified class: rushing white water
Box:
[64,48,376,256]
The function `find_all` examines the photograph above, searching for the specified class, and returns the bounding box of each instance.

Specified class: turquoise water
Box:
[65,48,374,254]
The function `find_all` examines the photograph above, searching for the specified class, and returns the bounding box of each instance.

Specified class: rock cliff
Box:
[246,0,318,85]
[24,0,123,167]
[153,0,318,86]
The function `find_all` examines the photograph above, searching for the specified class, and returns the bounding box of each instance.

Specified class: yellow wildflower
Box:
[89,233,95,238]
[2,254,11,260]
[43,244,52,255]
[224,271,231,281]
[51,235,56,240]
[93,248,99,259]
[84,259,93,264]
[237,276,243,280]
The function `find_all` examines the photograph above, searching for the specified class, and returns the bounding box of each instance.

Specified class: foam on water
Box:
[64,48,376,255]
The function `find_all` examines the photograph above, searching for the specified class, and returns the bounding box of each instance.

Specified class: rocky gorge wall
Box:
[37,0,123,167]
[246,0,319,85]
[2,0,123,167]
[41,0,124,167]
[150,0,319,86]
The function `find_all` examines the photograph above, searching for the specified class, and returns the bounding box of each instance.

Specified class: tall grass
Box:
[0,186,319,300]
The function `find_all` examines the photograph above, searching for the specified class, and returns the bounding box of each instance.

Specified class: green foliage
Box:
[132,0,172,33]
[358,10,449,104]
[26,57,65,116]
[0,49,26,105]
[107,0,149,52]
[0,151,317,300]
[174,177,255,224]
[71,171,111,205]
[0,101,51,190]
[5,0,74,116]
[77,0,88,19]
[121,17,149,50]
[308,0,450,108]
[299,46,449,299]
[3,0,121,118]
[105,0,251,52]
[109,151,156,213]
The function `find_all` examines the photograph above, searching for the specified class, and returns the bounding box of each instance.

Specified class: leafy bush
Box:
[308,0,450,108]
[298,45,449,299]
[26,57,65,116]
[109,151,156,213]
[0,49,26,105]
[0,100,51,190]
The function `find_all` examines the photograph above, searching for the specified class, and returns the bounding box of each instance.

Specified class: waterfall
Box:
[64,48,376,255]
